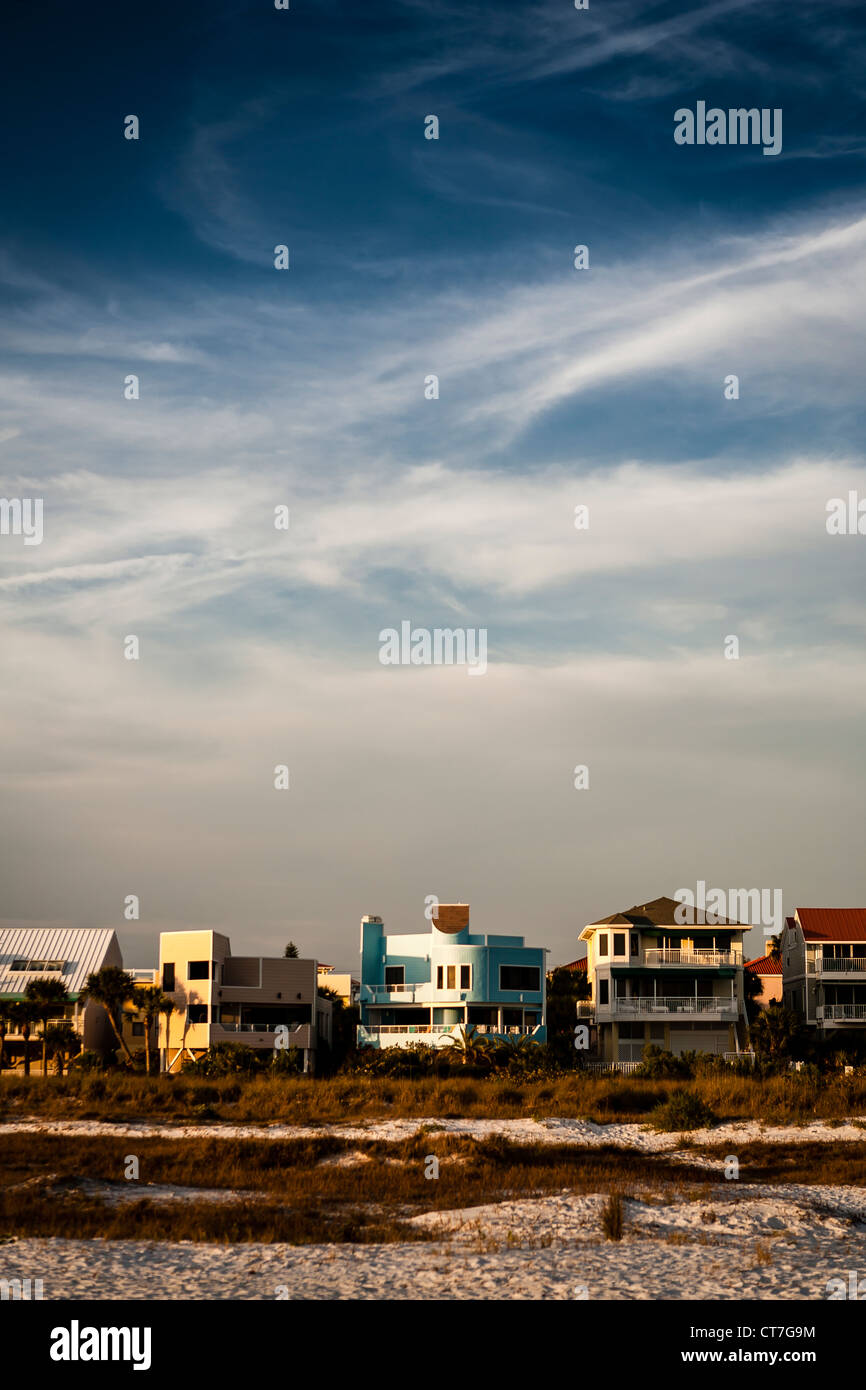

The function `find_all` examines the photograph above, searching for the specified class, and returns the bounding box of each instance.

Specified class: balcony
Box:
[643,949,741,967]
[807,955,866,976]
[362,982,427,1004]
[817,1004,866,1023]
[357,1024,544,1049]
[610,996,739,1019]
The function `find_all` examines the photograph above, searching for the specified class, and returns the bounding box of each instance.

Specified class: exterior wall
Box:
[358,914,548,1048]
[317,970,356,1005]
[158,931,322,1071]
[582,913,747,1063]
[784,911,866,1034]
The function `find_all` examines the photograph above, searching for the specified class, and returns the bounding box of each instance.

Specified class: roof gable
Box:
[0,927,121,998]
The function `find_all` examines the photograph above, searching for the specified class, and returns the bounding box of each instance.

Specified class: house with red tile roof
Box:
[781,909,866,1033]
[744,947,783,1008]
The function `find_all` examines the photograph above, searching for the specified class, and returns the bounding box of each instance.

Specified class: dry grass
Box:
[2,1070,866,1124]
[601,1192,624,1241]
[0,1133,715,1243]
[690,1141,866,1186]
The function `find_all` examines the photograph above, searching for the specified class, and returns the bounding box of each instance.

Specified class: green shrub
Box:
[650,1089,716,1132]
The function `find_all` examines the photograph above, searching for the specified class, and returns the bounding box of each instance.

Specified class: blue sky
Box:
[1,0,865,969]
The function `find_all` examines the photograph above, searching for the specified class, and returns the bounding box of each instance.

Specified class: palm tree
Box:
[7,1001,39,1075]
[81,967,137,1065]
[159,995,176,1074]
[25,979,70,1075]
[135,985,169,1076]
[43,1022,80,1075]
[0,999,11,1070]
[441,1022,491,1068]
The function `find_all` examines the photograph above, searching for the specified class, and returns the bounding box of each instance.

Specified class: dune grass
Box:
[2,1070,866,1125]
[3,1131,865,1244]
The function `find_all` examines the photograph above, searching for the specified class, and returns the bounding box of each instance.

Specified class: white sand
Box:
[5,1115,864,1299]
[4,1114,866,1147]
[3,1184,864,1300]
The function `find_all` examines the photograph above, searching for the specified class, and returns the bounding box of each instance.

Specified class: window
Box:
[500,965,540,991]
[631,934,639,956]
[599,979,609,1005]
[613,933,626,957]
[384,965,404,988]
[436,965,444,988]
[132,1022,145,1037]
[9,959,64,973]
[446,965,456,990]
[187,1004,208,1024]
[460,964,471,989]
[162,963,175,991]
[188,961,209,980]
[598,933,609,957]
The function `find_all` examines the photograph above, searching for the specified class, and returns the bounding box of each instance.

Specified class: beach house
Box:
[157,930,331,1073]
[357,904,547,1048]
[0,926,123,1069]
[579,896,748,1063]
[781,908,866,1033]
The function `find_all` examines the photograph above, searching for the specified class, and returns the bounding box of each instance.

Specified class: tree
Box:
[81,967,137,1065]
[134,985,169,1076]
[766,935,782,961]
[0,999,11,1070]
[159,996,176,1074]
[750,1002,804,1059]
[25,979,70,1075]
[546,965,591,1055]
[441,1023,491,1068]
[7,1001,39,1076]
[743,967,765,1025]
[284,942,299,959]
[43,1022,80,1075]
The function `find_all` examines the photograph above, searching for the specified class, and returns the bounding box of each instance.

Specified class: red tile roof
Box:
[560,957,588,971]
[795,908,866,942]
[745,956,783,975]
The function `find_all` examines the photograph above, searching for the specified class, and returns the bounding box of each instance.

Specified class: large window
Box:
[9,959,65,973]
[460,964,472,989]
[597,933,609,957]
[613,933,626,957]
[188,960,210,980]
[384,965,405,987]
[499,965,540,991]
[187,1004,208,1024]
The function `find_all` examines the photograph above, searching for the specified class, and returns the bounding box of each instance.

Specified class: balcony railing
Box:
[357,1024,539,1039]
[610,996,738,1018]
[820,1004,866,1022]
[643,948,741,967]
[808,956,866,975]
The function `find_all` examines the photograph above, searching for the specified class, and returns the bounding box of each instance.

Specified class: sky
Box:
[1,0,865,972]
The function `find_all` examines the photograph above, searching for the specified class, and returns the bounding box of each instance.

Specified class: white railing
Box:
[357,1024,539,1039]
[576,1004,595,1017]
[216,1022,310,1033]
[809,956,866,975]
[822,1004,866,1021]
[643,949,741,966]
[611,996,738,1017]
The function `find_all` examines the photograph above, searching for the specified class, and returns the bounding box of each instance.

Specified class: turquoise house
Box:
[357,904,547,1048]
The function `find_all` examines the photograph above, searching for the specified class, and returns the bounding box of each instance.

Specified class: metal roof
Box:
[795,908,866,942]
[0,926,121,999]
